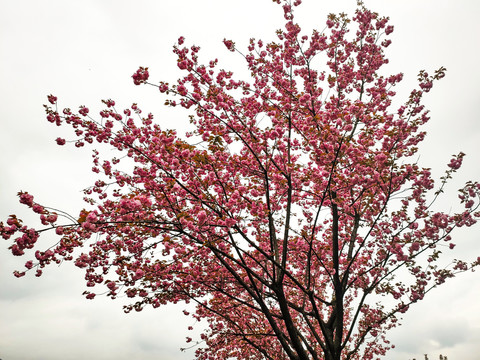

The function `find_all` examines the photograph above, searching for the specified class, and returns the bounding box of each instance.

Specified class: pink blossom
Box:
[132,67,149,85]
[134,268,145,280]
[177,85,188,96]
[13,271,26,278]
[385,25,394,35]
[104,99,115,107]
[177,61,188,70]
[46,214,58,223]
[410,242,420,252]
[81,222,96,231]
[159,82,169,93]
[79,106,89,116]
[448,156,463,170]
[223,39,235,52]
[47,94,57,104]
[197,210,207,225]
[56,137,66,145]
[10,244,24,256]
[18,192,34,207]
[86,211,97,223]
[32,204,44,214]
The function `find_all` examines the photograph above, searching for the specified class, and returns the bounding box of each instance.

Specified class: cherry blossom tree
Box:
[1,1,479,360]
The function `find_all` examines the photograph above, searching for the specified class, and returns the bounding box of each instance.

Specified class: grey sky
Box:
[1,1,479,359]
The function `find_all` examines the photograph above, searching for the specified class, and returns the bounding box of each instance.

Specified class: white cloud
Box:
[1,1,479,359]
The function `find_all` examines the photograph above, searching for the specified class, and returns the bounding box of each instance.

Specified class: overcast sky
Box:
[1,1,479,359]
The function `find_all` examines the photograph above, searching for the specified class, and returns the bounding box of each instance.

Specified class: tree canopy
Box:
[2,1,479,360]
